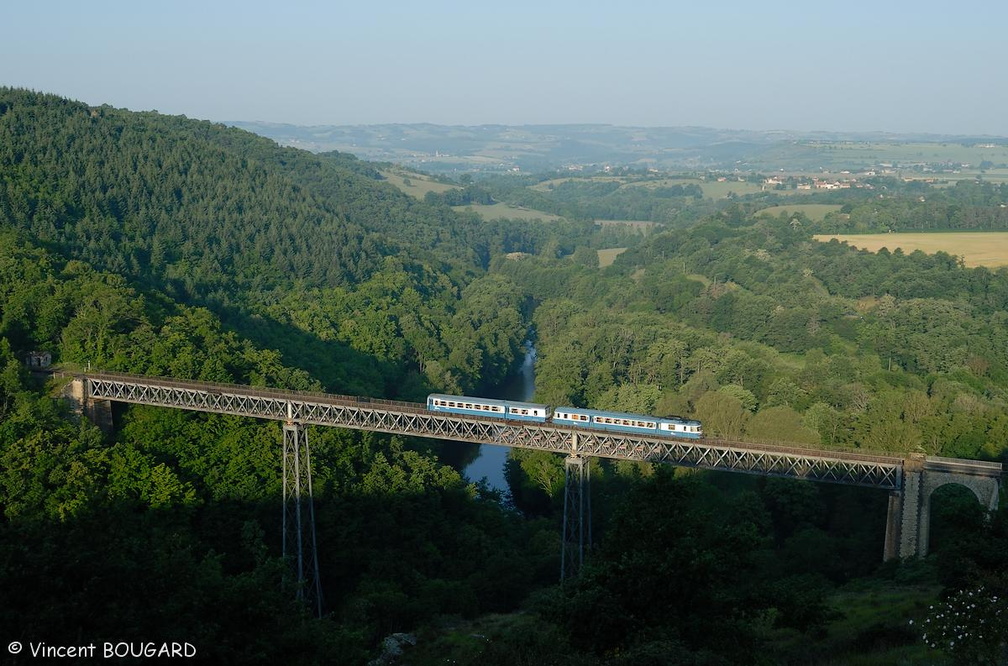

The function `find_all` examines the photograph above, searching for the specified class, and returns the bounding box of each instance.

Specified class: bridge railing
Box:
[83,370,429,414]
[79,371,1000,475]
[706,436,904,466]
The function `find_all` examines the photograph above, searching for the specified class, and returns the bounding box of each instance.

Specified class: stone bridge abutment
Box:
[884,454,1001,560]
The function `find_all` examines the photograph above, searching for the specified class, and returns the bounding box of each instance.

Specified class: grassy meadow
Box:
[380,168,458,198]
[812,141,1008,167]
[453,202,564,222]
[758,204,844,222]
[595,219,660,231]
[814,232,1008,268]
[597,247,628,267]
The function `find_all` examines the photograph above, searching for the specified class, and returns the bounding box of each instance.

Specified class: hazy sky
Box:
[4,0,1006,135]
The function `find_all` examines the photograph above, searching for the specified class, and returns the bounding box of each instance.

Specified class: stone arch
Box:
[918,472,1000,558]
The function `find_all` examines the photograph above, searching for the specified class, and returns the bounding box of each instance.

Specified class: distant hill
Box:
[228,121,1008,174]
[0,88,494,300]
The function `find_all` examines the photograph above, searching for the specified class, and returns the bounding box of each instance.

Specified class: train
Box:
[426,394,703,440]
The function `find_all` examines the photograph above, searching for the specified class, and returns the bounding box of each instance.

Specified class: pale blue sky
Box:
[3,0,1006,135]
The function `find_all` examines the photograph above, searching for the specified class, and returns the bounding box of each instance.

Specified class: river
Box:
[462,343,536,494]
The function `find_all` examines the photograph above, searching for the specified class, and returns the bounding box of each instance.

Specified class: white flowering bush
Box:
[912,586,1008,664]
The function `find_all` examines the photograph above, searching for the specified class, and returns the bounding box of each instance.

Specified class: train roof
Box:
[661,415,702,426]
[556,406,701,425]
[503,399,550,410]
[427,394,549,410]
[555,406,660,422]
[428,394,508,407]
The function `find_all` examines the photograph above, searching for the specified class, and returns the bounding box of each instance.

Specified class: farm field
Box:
[699,180,767,199]
[530,176,624,192]
[758,204,843,221]
[813,141,1008,166]
[905,168,1008,186]
[813,232,1008,268]
[597,247,627,267]
[380,168,457,198]
[453,202,564,222]
[595,219,660,231]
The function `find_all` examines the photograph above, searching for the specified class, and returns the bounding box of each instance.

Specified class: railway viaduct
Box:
[64,372,1002,611]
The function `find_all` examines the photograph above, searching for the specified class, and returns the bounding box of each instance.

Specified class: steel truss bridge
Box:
[73,372,999,613]
[81,371,904,488]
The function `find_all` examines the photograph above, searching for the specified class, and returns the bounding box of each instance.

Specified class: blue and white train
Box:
[426,394,703,440]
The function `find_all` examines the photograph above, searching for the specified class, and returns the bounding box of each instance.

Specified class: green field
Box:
[530,176,624,192]
[699,179,766,199]
[380,168,457,198]
[758,204,843,222]
[595,219,659,230]
[597,247,628,267]
[453,202,564,222]
[814,232,1008,268]
[812,141,1008,166]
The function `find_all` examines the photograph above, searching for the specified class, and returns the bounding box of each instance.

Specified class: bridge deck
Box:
[76,371,997,491]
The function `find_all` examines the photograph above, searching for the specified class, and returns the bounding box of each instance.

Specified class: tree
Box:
[693,391,748,439]
[746,406,820,445]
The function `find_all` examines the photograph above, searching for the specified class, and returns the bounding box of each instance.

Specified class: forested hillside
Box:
[0,87,558,396]
[0,88,569,662]
[3,88,1008,664]
[493,211,1008,459]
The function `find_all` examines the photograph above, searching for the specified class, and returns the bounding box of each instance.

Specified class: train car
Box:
[555,406,660,435]
[429,394,703,438]
[503,400,550,422]
[657,417,703,439]
[552,406,594,426]
[427,394,508,418]
[426,394,550,423]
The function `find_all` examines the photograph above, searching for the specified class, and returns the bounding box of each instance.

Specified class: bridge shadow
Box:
[1,447,558,664]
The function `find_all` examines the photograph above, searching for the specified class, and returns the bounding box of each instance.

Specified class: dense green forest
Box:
[491,210,1008,459]
[2,88,1008,664]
